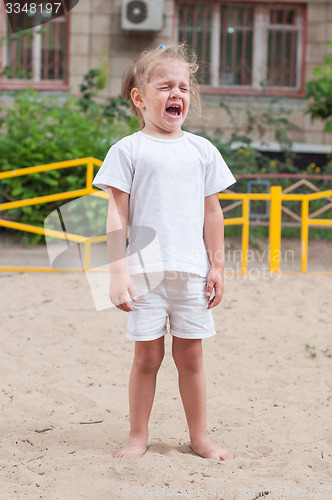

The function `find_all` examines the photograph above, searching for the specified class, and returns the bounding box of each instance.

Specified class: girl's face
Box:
[131,60,191,139]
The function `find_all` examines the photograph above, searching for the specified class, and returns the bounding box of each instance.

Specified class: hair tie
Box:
[158,45,165,50]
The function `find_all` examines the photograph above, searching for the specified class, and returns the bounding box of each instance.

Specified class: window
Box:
[176,1,305,94]
[0,5,69,89]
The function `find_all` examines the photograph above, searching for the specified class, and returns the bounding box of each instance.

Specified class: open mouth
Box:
[165,105,182,118]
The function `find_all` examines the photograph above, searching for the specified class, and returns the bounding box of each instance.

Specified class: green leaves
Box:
[0,86,139,243]
[306,41,332,132]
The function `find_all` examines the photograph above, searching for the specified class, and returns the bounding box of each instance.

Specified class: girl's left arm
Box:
[203,193,225,309]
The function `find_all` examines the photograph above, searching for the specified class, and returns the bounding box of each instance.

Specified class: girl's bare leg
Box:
[172,336,233,460]
[115,336,165,458]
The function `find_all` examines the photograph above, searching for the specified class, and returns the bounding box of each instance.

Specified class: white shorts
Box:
[127,271,216,341]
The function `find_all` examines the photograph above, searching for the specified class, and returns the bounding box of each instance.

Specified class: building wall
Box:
[193,0,332,147]
[69,0,174,98]
[2,0,330,147]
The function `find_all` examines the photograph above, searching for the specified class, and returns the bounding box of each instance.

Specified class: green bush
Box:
[0,89,139,243]
[306,40,332,132]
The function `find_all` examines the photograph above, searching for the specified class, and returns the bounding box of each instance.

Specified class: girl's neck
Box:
[141,126,184,140]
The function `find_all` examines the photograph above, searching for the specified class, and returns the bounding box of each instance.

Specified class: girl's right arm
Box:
[107,187,137,312]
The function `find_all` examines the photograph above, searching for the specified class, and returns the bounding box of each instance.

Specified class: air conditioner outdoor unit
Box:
[121,0,163,31]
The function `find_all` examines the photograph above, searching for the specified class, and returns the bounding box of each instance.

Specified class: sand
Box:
[0,240,332,500]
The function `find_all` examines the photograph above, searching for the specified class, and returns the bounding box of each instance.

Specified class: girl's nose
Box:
[170,87,182,98]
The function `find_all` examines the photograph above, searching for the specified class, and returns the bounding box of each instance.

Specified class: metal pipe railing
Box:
[0,158,331,273]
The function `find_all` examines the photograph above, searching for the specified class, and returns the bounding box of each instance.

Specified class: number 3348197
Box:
[5,3,62,15]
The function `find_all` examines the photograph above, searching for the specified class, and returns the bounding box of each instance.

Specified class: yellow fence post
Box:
[301,198,309,273]
[241,197,249,272]
[86,159,94,192]
[269,186,282,273]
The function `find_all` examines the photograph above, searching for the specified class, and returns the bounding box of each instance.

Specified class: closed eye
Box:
[158,86,189,91]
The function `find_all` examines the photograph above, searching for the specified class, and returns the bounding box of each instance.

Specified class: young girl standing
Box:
[93,44,236,460]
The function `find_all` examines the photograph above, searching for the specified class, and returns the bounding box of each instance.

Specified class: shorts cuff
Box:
[127,325,167,341]
[170,327,216,340]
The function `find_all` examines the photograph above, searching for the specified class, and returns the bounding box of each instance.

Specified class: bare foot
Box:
[190,436,233,460]
[115,436,147,458]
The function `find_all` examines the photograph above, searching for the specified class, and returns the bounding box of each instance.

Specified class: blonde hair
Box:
[121,43,201,128]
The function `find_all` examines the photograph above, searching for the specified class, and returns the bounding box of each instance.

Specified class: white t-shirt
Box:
[92,131,236,277]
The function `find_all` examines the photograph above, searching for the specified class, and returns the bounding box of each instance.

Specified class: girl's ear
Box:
[131,88,145,109]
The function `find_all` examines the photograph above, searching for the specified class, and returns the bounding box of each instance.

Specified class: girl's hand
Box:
[109,273,137,312]
[205,267,224,309]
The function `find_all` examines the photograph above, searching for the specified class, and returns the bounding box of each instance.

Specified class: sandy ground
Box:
[0,239,332,500]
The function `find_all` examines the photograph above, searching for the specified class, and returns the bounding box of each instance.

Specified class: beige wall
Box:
[68,0,332,147]
[69,0,174,98]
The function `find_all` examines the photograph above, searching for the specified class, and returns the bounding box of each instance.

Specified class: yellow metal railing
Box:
[0,158,104,273]
[0,158,331,274]
[219,186,332,273]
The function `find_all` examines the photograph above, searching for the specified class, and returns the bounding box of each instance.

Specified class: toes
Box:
[114,446,146,458]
